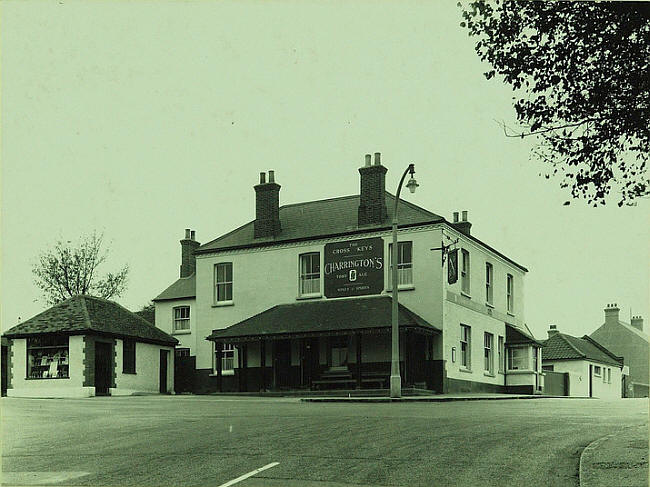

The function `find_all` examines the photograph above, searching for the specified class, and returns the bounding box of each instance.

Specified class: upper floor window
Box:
[299,252,321,296]
[173,306,190,331]
[214,263,233,303]
[461,249,470,295]
[389,241,413,288]
[485,263,493,305]
[460,324,471,369]
[123,339,136,374]
[506,274,514,313]
[484,332,494,374]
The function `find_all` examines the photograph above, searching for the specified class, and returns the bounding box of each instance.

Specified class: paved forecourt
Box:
[2,396,647,487]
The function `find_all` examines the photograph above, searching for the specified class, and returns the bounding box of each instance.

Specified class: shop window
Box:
[173,306,190,331]
[461,249,470,295]
[27,335,69,379]
[299,252,321,296]
[388,241,413,288]
[460,324,471,369]
[506,274,514,313]
[485,263,493,305]
[484,332,494,374]
[507,347,528,370]
[214,263,233,304]
[123,339,136,374]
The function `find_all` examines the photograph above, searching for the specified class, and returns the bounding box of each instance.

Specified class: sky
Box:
[1,1,648,340]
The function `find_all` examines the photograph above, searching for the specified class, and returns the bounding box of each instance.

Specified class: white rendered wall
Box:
[7,336,93,398]
[113,340,175,396]
[155,298,197,354]
[543,359,621,398]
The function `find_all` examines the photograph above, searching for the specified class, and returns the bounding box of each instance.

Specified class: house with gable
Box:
[154,152,543,394]
[590,304,649,398]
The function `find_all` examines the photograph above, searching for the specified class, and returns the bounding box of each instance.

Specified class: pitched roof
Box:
[153,274,196,302]
[506,324,543,346]
[541,332,622,367]
[197,193,443,253]
[2,295,178,346]
[207,296,440,341]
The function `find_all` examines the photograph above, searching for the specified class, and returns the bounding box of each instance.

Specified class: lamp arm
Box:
[393,164,414,224]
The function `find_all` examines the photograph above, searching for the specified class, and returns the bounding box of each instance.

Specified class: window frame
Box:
[123,338,136,374]
[461,249,470,295]
[506,273,514,314]
[213,343,236,376]
[175,348,190,358]
[26,335,70,380]
[498,335,505,373]
[594,365,601,377]
[484,332,494,374]
[173,306,190,332]
[507,346,529,371]
[214,262,234,305]
[485,262,493,305]
[298,252,321,297]
[460,324,471,370]
[388,241,414,289]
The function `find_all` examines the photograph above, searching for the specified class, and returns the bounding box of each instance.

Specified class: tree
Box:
[459,1,649,206]
[32,232,129,305]
[135,302,155,324]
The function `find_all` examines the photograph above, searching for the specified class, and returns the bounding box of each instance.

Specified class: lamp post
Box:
[390,164,419,398]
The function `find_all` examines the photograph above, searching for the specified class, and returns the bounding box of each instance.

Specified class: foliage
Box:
[32,232,129,305]
[459,1,649,206]
[136,302,155,324]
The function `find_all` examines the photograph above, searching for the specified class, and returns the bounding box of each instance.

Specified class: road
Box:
[1,396,647,486]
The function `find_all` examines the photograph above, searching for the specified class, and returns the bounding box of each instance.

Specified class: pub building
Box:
[154,153,542,394]
[2,295,177,398]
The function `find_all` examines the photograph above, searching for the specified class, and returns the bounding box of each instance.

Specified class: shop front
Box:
[206,296,442,393]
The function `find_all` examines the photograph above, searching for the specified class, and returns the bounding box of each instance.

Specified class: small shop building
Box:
[541,325,623,398]
[2,295,178,398]
[155,153,544,395]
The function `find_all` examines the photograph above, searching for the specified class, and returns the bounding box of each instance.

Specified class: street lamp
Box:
[390,163,418,398]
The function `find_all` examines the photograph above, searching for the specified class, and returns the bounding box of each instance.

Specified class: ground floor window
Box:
[329,336,348,369]
[214,344,235,374]
[123,339,136,374]
[175,348,190,357]
[498,336,505,373]
[507,347,528,371]
[607,368,611,383]
[27,335,69,379]
[460,325,471,369]
[484,333,494,374]
[594,365,601,377]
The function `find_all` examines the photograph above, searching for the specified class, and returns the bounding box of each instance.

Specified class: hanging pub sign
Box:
[447,248,459,284]
[324,237,384,298]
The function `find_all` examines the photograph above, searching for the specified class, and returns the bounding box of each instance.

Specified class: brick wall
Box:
[358,164,388,226]
[254,182,281,238]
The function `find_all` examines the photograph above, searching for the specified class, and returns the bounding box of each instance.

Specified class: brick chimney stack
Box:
[452,210,472,236]
[604,303,620,325]
[358,152,388,226]
[630,315,644,332]
[254,170,281,238]
[180,228,200,278]
[548,324,559,338]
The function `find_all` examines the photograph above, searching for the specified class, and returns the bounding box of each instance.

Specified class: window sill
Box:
[484,372,495,378]
[506,369,533,374]
[296,293,322,300]
[506,311,515,317]
[386,285,415,292]
[26,377,70,380]
[210,370,235,377]
[123,371,137,375]
[485,302,494,309]
[459,367,472,374]
[212,301,234,308]
[460,291,471,299]
[172,330,191,335]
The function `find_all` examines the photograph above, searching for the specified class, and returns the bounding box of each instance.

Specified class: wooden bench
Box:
[361,372,388,389]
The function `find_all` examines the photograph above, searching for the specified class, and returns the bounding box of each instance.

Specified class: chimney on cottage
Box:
[180,228,200,278]
[630,315,644,332]
[547,324,559,338]
[358,152,388,226]
[254,170,281,238]
[604,303,620,325]
[452,210,472,236]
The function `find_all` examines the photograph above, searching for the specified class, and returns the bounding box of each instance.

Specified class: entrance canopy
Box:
[207,296,440,343]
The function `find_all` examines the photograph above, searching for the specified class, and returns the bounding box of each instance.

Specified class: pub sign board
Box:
[324,237,384,298]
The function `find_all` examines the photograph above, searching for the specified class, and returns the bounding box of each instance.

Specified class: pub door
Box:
[94,341,112,396]
[274,340,291,389]
[407,333,427,386]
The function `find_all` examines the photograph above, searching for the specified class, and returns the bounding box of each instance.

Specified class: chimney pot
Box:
[374,152,381,166]
[180,229,201,278]
[190,230,196,241]
[259,172,266,184]
[365,154,372,167]
[462,210,468,222]
[184,228,191,239]
[268,170,275,183]
[453,212,459,223]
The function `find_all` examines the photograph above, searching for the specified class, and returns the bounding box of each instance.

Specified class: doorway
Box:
[273,340,291,389]
[160,349,169,394]
[94,341,112,396]
[588,364,593,397]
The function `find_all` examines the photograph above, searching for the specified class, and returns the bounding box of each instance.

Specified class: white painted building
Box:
[3,295,177,398]
[155,153,542,394]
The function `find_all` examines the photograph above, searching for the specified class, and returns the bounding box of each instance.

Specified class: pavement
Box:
[579,423,648,487]
[301,392,585,402]
[2,395,648,486]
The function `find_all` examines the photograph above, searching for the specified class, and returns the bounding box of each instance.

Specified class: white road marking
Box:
[2,471,91,485]
[217,462,280,487]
